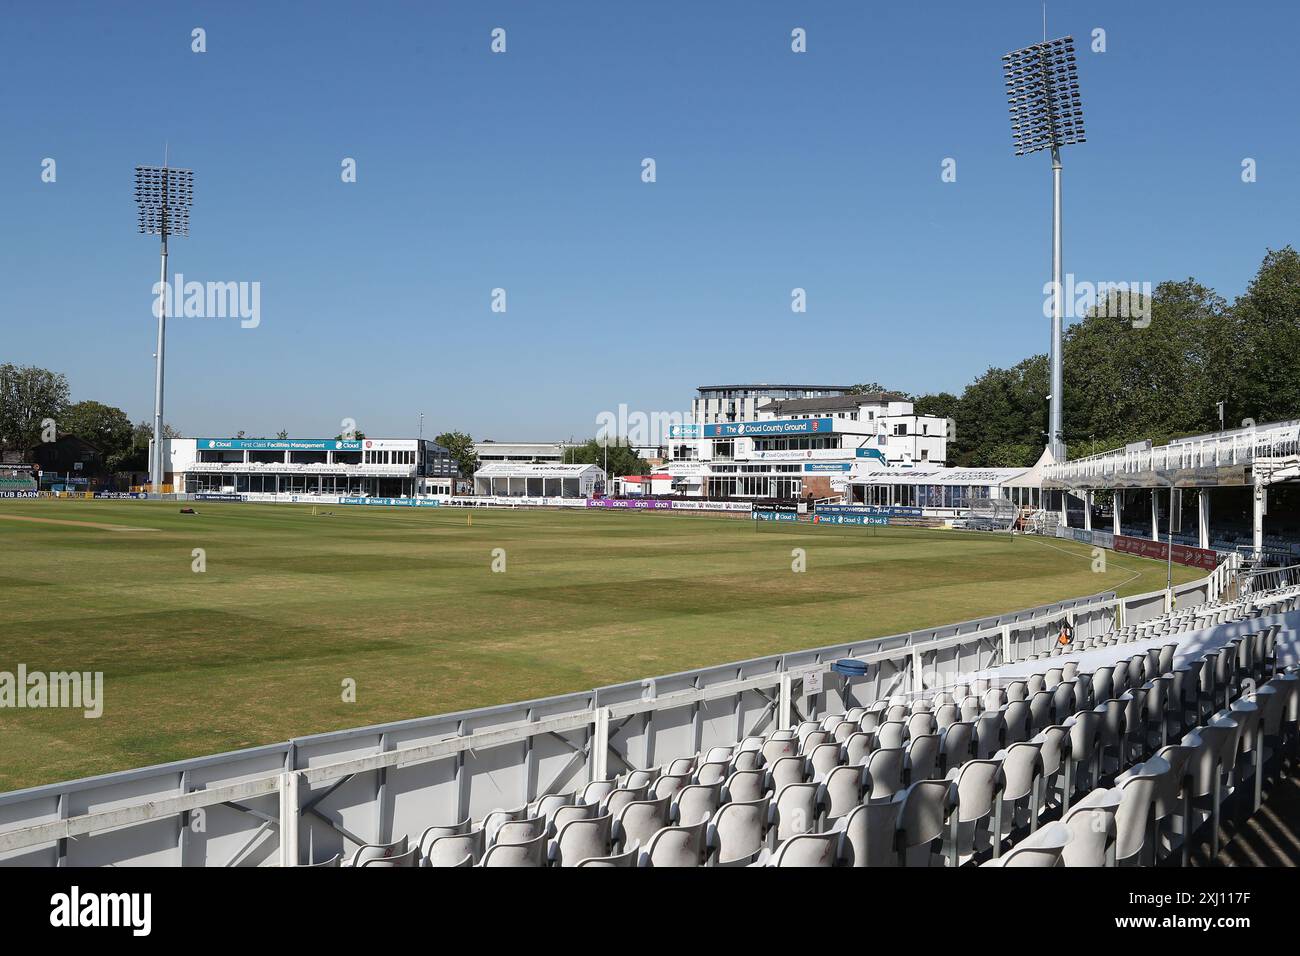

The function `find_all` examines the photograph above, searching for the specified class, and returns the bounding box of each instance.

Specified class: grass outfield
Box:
[0,499,1202,791]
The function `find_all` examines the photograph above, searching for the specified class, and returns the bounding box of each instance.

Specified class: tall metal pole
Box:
[1049,145,1064,461]
[152,231,168,491]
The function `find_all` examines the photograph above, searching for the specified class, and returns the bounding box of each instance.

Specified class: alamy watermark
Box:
[1043,273,1152,327]
[153,273,261,328]
[0,665,103,718]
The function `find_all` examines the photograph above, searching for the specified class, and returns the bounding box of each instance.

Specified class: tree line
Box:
[868,246,1300,467]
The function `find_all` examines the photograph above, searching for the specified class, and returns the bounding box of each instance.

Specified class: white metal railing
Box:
[0,587,1132,866]
[1045,420,1300,484]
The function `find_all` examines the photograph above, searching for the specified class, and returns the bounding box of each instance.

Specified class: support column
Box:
[1253,481,1266,559]
[1113,490,1122,536]
[1198,489,1211,551]
[591,707,610,782]
[1151,490,1160,542]
[1083,491,1093,531]
[278,771,299,867]
[778,674,792,730]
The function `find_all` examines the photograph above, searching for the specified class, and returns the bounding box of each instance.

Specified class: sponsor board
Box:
[199,438,363,452]
[1114,535,1219,572]
[92,492,149,500]
[752,503,799,522]
[194,492,243,502]
[817,504,921,518]
[0,490,39,499]
[803,462,853,473]
[587,498,674,510]
[704,418,834,438]
[340,497,441,507]
[668,499,753,512]
[1058,527,1116,550]
[811,514,889,526]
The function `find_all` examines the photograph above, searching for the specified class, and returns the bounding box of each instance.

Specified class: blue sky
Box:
[2,1,1297,442]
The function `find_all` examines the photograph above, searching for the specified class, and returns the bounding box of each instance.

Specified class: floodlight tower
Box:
[1002,37,1085,462]
[134,164,194,491]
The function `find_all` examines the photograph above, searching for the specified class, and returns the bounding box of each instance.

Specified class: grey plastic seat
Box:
[994,741,1044,847]
[483,806,529,846]
[944,758,1003,866]
[357,845,419,867]
[599,784,650,819]
[639,820,707,867]
[1149,743,1195,862]
[772,782,826,842]
[673,782,723,827]
[767,754,807,793]
[425,828,486,867]
[614,795,671,851]
[1114,755,1170,866]
[550,802,598,833]
[876,721,907,750]
[907,711,937,740]
[652,772,693,802]
[529,794,573,829]
[938,721,975,774]
[493,816,546,847]
[865,747,905,800]
[731,749,763,772]
[580,778,618,806]
[935,703,961,730]
[905,733,940,784]
[696,761,730,786]
[302,852,343,867]
[834,797,899,867]
[982,821,1071,867]
[349,835,409,867]
[1035,723,1073,813]
[808,742,842,780]
[574,845,639,867]
[823,764,867,821]
[707,796,772,866]
[843,732,873,766]
[799,729,832,754]
[722,769,766,803]
[761,737,798,766]
[770,831,839,867]
[418,818,473,859]
[480,831,547,867]
[895,779,955,867]
[1060,787,1121,866]
[974,710,1004,759]
[1027,692,1053,735]
[621,768,659,790]
[549,813,613,867]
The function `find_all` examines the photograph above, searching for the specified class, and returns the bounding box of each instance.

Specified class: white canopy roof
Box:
[850,465,1030,487]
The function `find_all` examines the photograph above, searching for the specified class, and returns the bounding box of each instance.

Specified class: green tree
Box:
[435,430,479,477]
[566,438,648,477]
[1231,246,1300,424]
[0,364,70,453]
[60,401,134,469]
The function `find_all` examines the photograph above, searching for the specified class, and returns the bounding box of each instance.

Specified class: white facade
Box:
[689,384,852,425]
[161,437,453,498]
[473,441,578,465]
[664,393,949,500]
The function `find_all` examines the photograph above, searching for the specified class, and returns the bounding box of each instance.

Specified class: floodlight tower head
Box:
[1001,37,1085,159]
[1001,36,1085,463]
[134,165,194,239]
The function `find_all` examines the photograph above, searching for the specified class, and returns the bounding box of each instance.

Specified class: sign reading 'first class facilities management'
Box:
[198,439,363,452]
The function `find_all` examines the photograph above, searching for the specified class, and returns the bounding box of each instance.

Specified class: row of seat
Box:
[325,586,1298,866]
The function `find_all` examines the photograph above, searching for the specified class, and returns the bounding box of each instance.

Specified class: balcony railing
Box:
[1044,420,1300,483]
